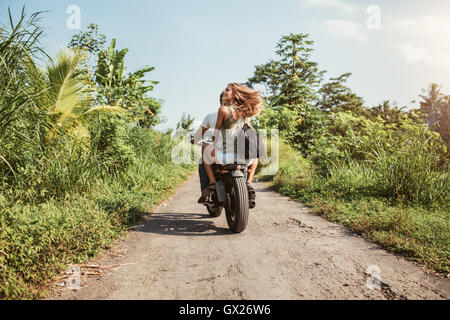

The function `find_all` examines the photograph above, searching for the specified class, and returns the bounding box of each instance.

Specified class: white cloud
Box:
[387,15,450,70]
[397,41,450,71]
[324,19,368,42]
[303,0,357,14]
[388,15,450,37]
[398,43,432,64]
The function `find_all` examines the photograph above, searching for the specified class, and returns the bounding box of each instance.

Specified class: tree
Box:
[420,83,443,127]
[247,33,324,108]
[316,73,368,117]
[69,23,106,57]
[419,83,450,143]
[94,39,162,127]
[25,48,127,142]
[68,23,107,88]
[248,33,325,155]
[369,100,406,125]
[176,113,195,133]
[247,33,324,155]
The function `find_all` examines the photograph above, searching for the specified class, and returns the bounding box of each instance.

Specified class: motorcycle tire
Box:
[225,176,249,233]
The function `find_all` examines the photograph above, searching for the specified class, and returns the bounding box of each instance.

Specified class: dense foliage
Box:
[252,33,449,205]
[0,9,193,299]
[253,33,449,274]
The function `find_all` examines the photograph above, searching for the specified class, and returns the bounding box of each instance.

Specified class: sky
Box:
[1,0,450,130]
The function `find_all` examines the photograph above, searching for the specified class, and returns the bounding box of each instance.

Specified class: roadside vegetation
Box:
[252,34,449,275]
[0,9,193,299]
[1,7,448,300]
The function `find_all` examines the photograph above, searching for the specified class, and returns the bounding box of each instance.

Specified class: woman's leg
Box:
[247,159,258,184]
[202,143,217,185]
[198,143,219,203]
[246,159,258,200]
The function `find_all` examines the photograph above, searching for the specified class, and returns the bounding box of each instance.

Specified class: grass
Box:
[0,129,195,300]
[259,141,450,275]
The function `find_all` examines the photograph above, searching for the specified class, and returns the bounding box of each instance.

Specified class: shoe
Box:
[197,183,216,204]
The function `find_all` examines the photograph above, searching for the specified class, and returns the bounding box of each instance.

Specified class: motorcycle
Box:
[203,163,256,233]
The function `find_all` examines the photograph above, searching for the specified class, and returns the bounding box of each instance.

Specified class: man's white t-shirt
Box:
[201,112,217,141]
[201,112,218,130]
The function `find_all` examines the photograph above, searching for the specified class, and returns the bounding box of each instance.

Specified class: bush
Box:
[371,131,449,206]
[310,112,393,173]
[0,196,124,299]
[90,116,137,175]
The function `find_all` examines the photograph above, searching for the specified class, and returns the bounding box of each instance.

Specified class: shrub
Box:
[90,115,137,175]
[371,129,449,206]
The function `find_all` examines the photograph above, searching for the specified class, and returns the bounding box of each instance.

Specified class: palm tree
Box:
[0,8,123,182]
[370,100,406,124]
[94,38,159,125]
[419,83,443,127]
[45,49,90,129]
[23,48,124,142]
[419,83,450,143]
[0,8,48,176]
[436,95,450,143]
[0,7,46,137]
[176,113,195,134]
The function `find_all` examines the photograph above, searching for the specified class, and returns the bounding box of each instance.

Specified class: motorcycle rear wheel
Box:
[225,176,249,233]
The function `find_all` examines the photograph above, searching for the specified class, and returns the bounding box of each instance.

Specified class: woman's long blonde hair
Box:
[222,83,262,119]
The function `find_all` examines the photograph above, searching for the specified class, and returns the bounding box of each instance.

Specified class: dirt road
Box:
[51,173,449,300]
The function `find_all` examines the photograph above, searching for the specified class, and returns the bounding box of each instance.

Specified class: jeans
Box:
[199,163,209,192]
[198,163,248,192]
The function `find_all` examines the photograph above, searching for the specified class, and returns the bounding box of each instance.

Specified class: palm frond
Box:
[46,48,89,116]
[83,105,128,115]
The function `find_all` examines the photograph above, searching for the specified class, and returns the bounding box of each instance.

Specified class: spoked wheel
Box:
[206,191,223,217]
[206,205,223,217]
[225,176,249,233]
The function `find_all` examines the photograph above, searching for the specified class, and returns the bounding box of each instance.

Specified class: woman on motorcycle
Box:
[198,83,262,203]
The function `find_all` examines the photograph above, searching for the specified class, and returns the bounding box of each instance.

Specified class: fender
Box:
[231,170,244,178]
[214,180,226,202]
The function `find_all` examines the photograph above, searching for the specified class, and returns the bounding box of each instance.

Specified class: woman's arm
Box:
[212,106,228,142]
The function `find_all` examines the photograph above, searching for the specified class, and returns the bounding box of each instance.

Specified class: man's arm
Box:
[191,125,209,144]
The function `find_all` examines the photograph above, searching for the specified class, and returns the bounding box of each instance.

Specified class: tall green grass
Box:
[370,134,449,205]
